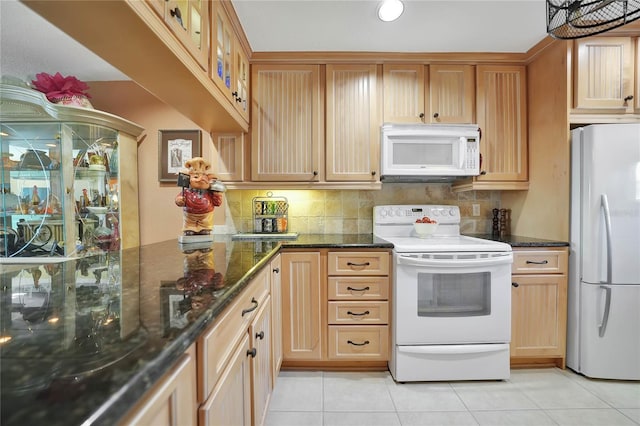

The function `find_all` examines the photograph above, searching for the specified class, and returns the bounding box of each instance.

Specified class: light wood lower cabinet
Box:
[281,251,324,361]
[249,296,272,426]
[511,247,569,368]
[270,254,283,380]
[198,264,274,426]
[119,344,197,426]
[199,335,252,426]
[281,249,390,367]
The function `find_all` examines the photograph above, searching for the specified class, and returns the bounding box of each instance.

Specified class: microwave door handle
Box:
[397,254,513,268]
[459,137,466,168]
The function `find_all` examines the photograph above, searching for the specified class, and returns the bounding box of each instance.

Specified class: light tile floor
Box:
[266,368,640,426]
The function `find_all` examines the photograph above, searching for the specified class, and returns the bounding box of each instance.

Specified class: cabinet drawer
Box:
[328,301,389,325]
[328,251,390,276]
[328,276,389,300]
[328,326,389,360]
[512,249,568,274]
[197,266,270,403]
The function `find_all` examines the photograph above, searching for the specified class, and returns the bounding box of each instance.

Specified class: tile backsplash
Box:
[223,184,500,235]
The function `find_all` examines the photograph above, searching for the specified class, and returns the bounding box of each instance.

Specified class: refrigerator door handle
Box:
[601,194,613,284]
[598,285,612,338]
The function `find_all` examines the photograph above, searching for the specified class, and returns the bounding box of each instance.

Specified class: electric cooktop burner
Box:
[373,204,511,253]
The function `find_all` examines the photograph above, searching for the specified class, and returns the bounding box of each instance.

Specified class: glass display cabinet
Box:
[1,83,144,261]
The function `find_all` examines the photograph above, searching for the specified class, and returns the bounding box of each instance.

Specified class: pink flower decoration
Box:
[31,72,92,102]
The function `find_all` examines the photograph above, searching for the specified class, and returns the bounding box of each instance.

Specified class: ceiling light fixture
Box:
[378,0,404,22]
[547,0,640,39]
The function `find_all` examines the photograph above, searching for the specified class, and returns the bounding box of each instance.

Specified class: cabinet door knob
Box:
[247,348,257,358]
[433,112,439,119]
[371,171,376,176]
[313,171,318,176]
[255,331,265,340]
[273,267,280,273]
[419,113,425,119]
[512,282,519,287]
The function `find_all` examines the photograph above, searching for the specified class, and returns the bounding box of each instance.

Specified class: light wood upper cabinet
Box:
[234,39,250,120]
[637,37,640,112]
[211,1,250,122]
[251,64,323,182]
[281,251,324,361]
[383,64,425,123]
[454,64,528,191]
[211,132,245,182]
[427,64,475,124]
[211,3,234,96]
[382,64,474,124]
[326,64,380,182]
[574,37,635,112]
[147,0,209,70]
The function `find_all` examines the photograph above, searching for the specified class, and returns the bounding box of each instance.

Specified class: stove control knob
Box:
[432,210,439,216]
[396,209,404,217]
[388,209,395,217]
[449,209,456,216]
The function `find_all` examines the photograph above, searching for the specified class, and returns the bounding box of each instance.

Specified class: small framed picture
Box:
[158,130,202,183]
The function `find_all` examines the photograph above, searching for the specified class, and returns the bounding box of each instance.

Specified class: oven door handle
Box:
[399,344,509,355]
[397,253,513,268]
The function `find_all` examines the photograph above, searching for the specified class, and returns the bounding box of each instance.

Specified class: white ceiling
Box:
[233,0,548,53]
[0,0,548,84]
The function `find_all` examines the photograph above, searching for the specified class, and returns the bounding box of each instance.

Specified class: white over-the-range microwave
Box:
[380,123,481,182]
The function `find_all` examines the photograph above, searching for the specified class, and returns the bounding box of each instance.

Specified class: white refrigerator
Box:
[567,123,640,380]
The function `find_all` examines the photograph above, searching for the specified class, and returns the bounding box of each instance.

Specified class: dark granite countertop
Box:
[468,234,570,247]
[0,234,388,426]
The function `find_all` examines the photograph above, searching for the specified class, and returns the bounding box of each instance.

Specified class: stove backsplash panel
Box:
[223,184,500,235]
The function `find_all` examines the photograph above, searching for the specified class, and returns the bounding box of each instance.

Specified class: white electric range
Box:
[374,204,513,382]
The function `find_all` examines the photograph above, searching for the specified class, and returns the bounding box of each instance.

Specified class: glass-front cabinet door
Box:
[1,84,144,261]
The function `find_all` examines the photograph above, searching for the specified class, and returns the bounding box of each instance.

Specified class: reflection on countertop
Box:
[0,234,390,426]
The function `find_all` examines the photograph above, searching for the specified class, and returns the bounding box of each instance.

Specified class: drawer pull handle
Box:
[347,310,370,317]
[346,286,370,292]
[347,340,370,346]
[256,331,265,340]
[247,348,257,358]
[347,262,371,267]
[525,260,549,265]
[242,298,259,316]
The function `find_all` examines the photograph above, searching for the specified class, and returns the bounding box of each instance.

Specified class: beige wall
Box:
[501,41,571,241]
[88,81,501,243]
[89,81,225,246]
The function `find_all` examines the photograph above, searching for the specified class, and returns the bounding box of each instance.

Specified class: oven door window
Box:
[416,271,490,317]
